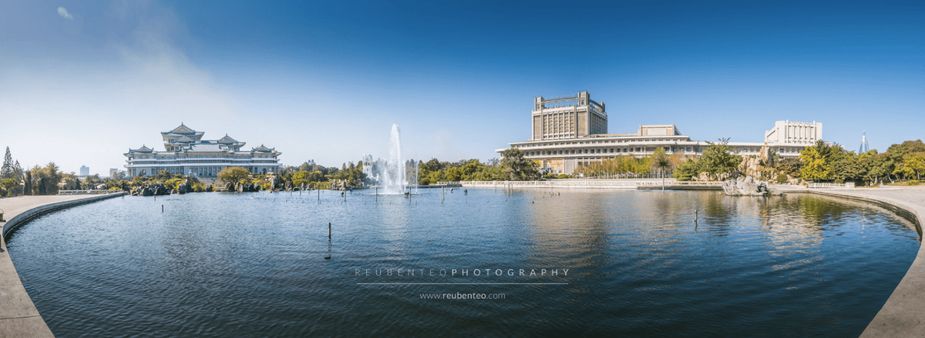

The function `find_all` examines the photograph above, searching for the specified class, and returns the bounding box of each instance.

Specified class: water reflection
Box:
[6,190,919,337]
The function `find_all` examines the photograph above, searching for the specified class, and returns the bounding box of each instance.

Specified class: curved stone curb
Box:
[2,193,125,240]
[787,188,925,338]
[0,193,125,338]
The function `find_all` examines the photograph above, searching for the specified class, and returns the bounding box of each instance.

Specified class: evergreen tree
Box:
[1,146,13,178]
[499,148,540,181]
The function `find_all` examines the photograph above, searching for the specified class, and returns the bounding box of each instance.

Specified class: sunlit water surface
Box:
[7,190,919,337]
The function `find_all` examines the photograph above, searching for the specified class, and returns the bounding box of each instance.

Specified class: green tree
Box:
[775,157,802,180]
[218,167,251,190]
[800,141,832,182]
[1,146,13,178]
[42,162,60,195]
[900,152,925,181]
[699,140,741,180]
[499,148,540,181]
[830,149,864,183]
[651,147,670,188]
[673,159,700,181]
[884,140,925,181]
[858,151,884,185]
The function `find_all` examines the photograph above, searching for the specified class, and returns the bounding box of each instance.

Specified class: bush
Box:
[776,173,788,184]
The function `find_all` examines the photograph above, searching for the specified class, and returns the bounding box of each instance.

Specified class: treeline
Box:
[6,138,921,198]
[272,160,367,190]
[416,149,541,184]
[1,147,72,197]
[127,161,370,194]
[786,140,925,185]
[669,139,925,185]
[672,141,742,181]
[575,147,685,179]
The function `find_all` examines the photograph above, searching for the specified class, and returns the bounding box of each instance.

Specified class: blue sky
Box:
[1,0,923,175]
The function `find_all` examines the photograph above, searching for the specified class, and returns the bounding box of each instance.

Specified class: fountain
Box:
[364,124,416,194]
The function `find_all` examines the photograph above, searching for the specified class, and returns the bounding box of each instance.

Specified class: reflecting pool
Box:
[7,190,919,337]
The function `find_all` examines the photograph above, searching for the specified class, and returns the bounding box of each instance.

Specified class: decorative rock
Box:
[722,176,769,196]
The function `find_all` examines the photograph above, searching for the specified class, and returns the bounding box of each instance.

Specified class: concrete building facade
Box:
[532,91,607,140]
[764,120,823,146]
[504,92,823,174]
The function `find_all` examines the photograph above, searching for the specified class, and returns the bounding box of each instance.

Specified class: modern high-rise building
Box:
[532,91,607,140]
[502,92,824,174]
[124,123,281,178]
[79,165,90,177]
[859,132,870,153]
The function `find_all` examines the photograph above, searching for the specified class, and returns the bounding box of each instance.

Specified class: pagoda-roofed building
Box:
[125,123,281,178]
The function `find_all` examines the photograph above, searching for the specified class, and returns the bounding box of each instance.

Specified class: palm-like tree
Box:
[652,147,670,190]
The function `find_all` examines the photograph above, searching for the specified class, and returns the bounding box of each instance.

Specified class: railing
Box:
[458,179,727,189]
[58,190,116,195]
[807,182,855,189]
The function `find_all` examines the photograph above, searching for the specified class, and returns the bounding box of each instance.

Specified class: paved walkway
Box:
[780,186,925,338]
[0,194,122,337]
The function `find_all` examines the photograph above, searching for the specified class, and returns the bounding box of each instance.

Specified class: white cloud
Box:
[57,6,73,20]
[0,2,244,174]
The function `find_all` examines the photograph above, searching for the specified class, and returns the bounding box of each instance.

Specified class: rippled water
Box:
[7,190,919,337]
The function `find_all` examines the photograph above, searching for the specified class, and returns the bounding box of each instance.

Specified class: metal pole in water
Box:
[161,204,164,213]
[694,209,699,230]
[328,222,332,240]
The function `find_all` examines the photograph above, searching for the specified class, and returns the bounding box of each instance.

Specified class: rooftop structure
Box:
[125,124,281,178]
[763,120,823,146]
[532,91,607,140]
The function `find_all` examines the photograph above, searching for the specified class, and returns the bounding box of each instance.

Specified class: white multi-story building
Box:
[124,123,281,178]
[764,120,823,146]
[502,92,823,174]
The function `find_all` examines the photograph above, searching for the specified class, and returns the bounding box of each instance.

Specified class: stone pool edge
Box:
[783,188,925,338]
[0,192,125,338]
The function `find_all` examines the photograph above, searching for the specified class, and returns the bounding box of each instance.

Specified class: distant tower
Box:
[859,132,870,153]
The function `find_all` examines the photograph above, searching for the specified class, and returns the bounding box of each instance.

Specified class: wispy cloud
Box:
[0,1,243,174]
[57,6,73,20]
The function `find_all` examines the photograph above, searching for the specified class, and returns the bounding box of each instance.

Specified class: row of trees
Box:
[6,137,922,197]
[274,160,368,190]
[794,140,925,184]
[673,141,742,181]
[574,147,682,179]
[668,139,925,185]
[1,147,71,197]
[416,148,541,184]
